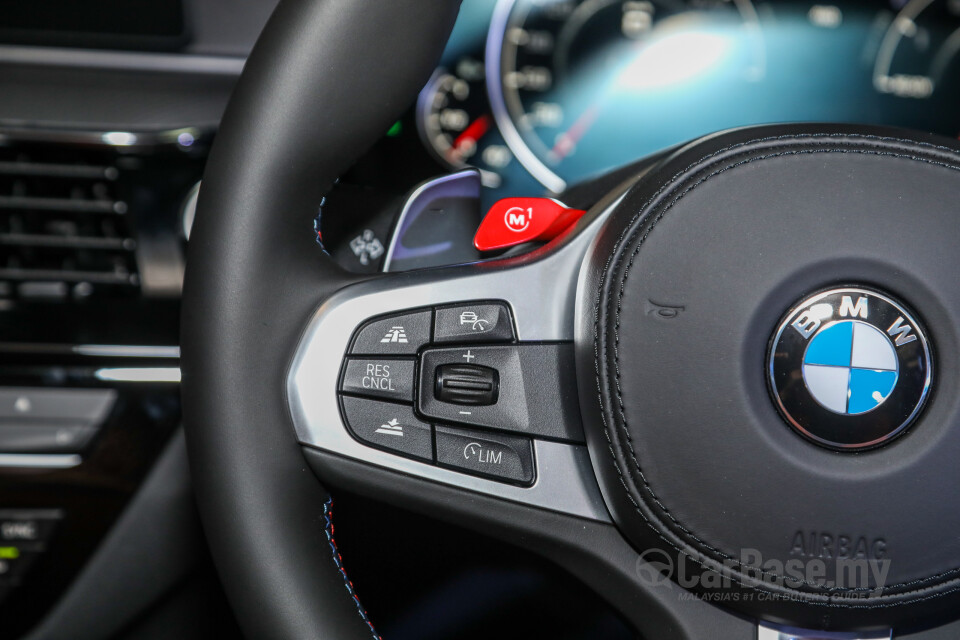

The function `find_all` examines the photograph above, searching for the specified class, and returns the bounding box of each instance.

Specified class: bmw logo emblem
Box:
[768,287,933,450]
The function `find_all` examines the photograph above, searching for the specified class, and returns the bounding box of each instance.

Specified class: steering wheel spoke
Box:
[288,186,621,521]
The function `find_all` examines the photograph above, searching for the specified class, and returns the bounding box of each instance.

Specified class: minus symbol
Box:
[459,411,472,415]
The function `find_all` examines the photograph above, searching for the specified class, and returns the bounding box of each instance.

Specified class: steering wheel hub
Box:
[580,126,960,628]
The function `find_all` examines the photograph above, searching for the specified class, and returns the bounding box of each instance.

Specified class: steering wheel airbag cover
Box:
[583,125,960,628]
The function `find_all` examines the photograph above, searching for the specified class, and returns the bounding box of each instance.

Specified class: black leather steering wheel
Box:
[182,0,960,638]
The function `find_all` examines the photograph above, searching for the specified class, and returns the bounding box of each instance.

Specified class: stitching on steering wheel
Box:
[323,498,382,639]
[594,133,960,607]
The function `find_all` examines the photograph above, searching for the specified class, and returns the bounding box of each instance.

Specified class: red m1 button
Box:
[473,198,585,252]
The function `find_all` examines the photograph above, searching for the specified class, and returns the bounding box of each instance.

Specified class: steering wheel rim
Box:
[181,0,960,638]
[181,0,461,637]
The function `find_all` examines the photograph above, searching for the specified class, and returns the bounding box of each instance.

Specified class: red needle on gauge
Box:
[448,114,492,164]
[550,104,600,162]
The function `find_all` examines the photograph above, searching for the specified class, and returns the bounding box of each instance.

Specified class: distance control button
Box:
[340,397,433,462]
[434,302,515,344]
[340,359,416,403]
[435,426,534,485]
[350,310,432,355]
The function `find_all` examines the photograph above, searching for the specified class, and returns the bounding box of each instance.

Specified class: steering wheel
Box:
[181,0,960,638]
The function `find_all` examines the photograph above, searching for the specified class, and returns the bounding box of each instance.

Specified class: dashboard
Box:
[419,0,960,196]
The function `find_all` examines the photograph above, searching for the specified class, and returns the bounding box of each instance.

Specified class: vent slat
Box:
[0,144,139,300]
[0,234,133,250]
[0,161,114,180]
[0,268,136,285]
[0,196,120,214]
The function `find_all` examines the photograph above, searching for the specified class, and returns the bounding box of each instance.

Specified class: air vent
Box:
[0,145,139,301]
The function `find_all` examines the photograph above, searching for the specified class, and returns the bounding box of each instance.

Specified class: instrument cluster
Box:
[418,0,960,194]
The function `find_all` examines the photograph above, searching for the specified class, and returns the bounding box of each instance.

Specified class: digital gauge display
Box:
[487,0,765,192]
[486,0,960,192]
[417,57,517,189]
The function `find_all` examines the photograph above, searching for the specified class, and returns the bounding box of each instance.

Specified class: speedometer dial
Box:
[487,0,764,191]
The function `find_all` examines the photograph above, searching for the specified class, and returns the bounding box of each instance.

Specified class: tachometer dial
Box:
[874,0,960,103]
[488,0,765,191]
[417,58,516,188]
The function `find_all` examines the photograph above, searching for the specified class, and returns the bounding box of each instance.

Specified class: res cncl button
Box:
[340,359,416,403]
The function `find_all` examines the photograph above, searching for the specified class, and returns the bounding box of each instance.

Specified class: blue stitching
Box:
[323,497,381,639]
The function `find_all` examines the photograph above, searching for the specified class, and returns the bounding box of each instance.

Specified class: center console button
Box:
[0,424,96,454]
[340,359,415,402]
[0,547,41,584]
[434,425,534,485]
[350,310,432,355]
[340,397,433,462]
[0,388,116,424]
[0,510,61,549]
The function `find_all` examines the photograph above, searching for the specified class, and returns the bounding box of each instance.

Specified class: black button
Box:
[340,359,415,402]
[434,302,514,344]
[0,510,62,549]
[418,344,584,442]
[0,548,41,584]
[0,424,96,454]
[0,516,59,547]
[435,364,499,406]
[340,397,433,462]
[350,310,432,355]
[435,426,534,485]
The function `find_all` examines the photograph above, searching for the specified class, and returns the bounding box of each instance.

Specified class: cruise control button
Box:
[350,310,432,355]
[419,344,584,442]
[340,397,433,462]
[435,426,534,485]
[435,364,499,406]
[434,302,515,344]
[340,359,415,402]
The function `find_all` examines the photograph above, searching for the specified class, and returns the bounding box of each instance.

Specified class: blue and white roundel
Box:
[802,320,899,415]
